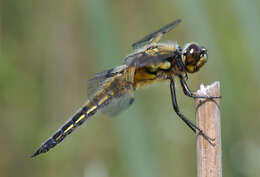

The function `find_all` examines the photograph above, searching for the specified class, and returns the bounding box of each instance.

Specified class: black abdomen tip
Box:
[31,138,56,158]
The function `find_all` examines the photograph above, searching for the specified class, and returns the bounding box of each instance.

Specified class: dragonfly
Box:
[31,19,220,158]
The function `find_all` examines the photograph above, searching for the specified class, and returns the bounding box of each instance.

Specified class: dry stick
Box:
[195,82,222,177]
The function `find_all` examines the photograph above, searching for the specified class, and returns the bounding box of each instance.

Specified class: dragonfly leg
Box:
[170,79,215,144]
[179,76,221,99]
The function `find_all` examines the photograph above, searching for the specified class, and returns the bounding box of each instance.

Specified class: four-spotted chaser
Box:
[32,19,220,157]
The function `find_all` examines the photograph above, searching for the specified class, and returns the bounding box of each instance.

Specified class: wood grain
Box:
[195,82,222,177]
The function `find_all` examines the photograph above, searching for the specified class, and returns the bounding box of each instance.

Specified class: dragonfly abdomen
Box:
[31,97,108,157]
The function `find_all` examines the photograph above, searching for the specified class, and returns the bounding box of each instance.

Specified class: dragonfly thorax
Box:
[182,42,208,73]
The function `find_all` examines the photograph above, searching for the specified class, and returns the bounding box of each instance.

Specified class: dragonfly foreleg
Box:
[170,79,215,144]
[179,76,221,99]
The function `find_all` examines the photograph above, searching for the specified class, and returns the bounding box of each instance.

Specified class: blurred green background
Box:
[1,0,260,177]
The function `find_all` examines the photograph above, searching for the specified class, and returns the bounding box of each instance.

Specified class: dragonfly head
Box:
[182,43,208,73]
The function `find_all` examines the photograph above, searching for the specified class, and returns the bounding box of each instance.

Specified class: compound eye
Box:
[200,48,207,57]
[183,43,201,65]
[183,43,207,73]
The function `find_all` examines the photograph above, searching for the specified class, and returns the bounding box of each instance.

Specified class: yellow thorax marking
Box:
[149,61,171,72]
[148,65,158,72]
[159,61,171,70]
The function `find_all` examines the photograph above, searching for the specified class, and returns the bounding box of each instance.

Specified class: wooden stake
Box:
[195,82,222,177]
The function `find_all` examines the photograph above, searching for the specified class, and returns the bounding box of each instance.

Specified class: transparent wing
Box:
[131,19,181,50]
[88,65,127,98]
[101,87,135,117]
[88,65,135,117]
[124,49,174,68]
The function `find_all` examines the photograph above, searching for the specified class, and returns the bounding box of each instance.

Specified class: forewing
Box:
[124,49,174,68]
[131,19,181,50]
